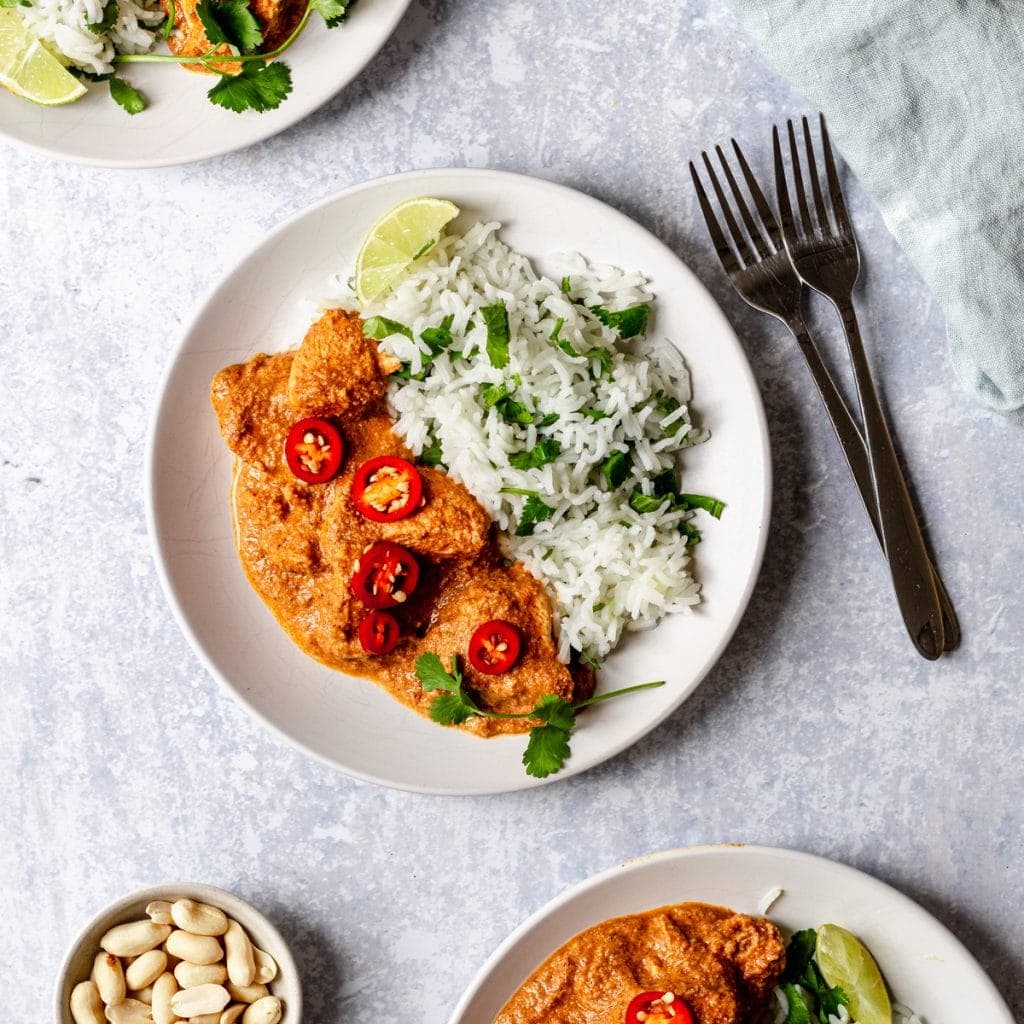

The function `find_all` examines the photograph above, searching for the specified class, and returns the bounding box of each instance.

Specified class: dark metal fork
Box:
[773,116,953,658]
[690,142,956,659]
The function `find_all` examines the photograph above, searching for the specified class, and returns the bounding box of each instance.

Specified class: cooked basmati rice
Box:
[322,222,708,663]
[21,0,163,77]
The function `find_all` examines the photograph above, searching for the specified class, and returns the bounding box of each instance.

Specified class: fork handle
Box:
[829,301,945,659]
[787,318,959,651]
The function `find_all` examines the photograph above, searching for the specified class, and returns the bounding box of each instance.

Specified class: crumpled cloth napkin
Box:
[726,0,1024,421]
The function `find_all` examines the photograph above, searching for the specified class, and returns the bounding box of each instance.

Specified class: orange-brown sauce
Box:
[211,309,593,736]
[495,902,785,1024]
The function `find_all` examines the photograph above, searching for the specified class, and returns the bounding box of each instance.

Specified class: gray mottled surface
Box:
[1,1,1022,1020]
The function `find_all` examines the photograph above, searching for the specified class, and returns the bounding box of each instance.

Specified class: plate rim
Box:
[0,0,412,168]
[144,165,772,793]
[445,843,1015,1024]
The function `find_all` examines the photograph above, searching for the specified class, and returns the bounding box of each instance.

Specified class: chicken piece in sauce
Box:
[211,308,588,735]
[494,902,785,1024]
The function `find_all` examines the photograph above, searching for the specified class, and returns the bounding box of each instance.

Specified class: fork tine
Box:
[772,125,798,245]
[715,145,772,261]
[801,114,831,232]
[731,138,783,250]
[787,119,814,237]
[819,113,852,236]
[689,161,741,275]
[701,150,756,268]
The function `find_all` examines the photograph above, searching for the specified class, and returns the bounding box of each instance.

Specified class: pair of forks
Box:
[691,116,958,659]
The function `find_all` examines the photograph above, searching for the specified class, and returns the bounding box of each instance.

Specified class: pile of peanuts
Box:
[69,897,284,1024]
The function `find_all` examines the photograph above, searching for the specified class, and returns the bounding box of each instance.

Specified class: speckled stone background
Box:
[1,1,1022,1020]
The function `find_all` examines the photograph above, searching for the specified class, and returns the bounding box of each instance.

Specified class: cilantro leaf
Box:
[591,302,650,339]
[207,61,292,113]
[523,722,572,778]
[310,0,350,26]
[415,652,459,692]
[481,301,510,369]
[195,0,231,45]
[419,435,444,468]
[531,693,576,731]
[500,486,538,497]
[429,693,477,726]
[655,391,686,438]
[560,275,572,294]
[628,490,670,514]
[515,495,554,537]
[509,439,561,471]
[108,75,145,114]
[549,316,579,357]
[84,0,118,33]
[585,346,613,378]
[782,930,818,984]
[783,984,813,1024]
[420,314,454,354]
[581,407,608,421]
[680,521,701,545]
[600,449,631,490]
[363,316,413,341]
[215,0,263,51]
[679,493,725,519]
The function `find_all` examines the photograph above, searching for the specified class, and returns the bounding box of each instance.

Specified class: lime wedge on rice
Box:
[816,924,893,1024]
[355,197,459,305]
[0,8,85,106]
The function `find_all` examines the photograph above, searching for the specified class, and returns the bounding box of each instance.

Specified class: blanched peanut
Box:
[165,931,224,966]
[188,1015,222,1024]
[102,921,172,958]
[175,962,228,988]
[71,981,105,1024]
[241,996,281,1024]
[224,983,267,1005]
[145,901,174,926]
[151,973,179,1024]
[170,984,230,1018]
[126,950,168,992]
[220,1006,245,1024]
[134,987,153,1006]
[223,921,255,987]
[104,997,153,1024]
[251,948,277,986]
[170,899,229,938]
[92,952,126,1006]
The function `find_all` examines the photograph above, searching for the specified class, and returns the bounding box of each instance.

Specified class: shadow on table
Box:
[262,903,348,1022]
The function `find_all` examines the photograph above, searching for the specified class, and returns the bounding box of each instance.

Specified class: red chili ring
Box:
[624,992,694,1024]
[358,611,401,655]
[467,619,522,675]
[352,455,424,523]
[284,417,344,484]
[350,541,421,610]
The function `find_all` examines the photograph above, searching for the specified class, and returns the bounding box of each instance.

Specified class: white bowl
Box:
[54,883,302,1024]
[449,844,1014,1024]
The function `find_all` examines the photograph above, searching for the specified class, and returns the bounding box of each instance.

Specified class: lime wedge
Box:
[354,196,459,305]
[0,9,85,106]
[816,924,892,1024]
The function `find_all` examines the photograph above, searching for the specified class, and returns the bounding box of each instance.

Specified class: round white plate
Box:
[0,0,409,167]
[146,167,771,794]
[449,845,1014,1024]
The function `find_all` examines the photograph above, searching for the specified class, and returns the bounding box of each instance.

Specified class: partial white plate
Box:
[0,0,409,167]
[449,845,1014,1024]
[146,167,771,794]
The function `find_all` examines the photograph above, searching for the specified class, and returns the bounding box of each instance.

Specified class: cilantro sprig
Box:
[415,653,664,778]
[110,0,357,113]
[780,930,851,1024]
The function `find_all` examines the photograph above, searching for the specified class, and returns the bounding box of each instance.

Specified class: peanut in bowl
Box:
[54,883,301,1024]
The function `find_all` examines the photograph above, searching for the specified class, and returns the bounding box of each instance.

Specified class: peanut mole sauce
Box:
[212,308,593,736]
[494,902,786,1024]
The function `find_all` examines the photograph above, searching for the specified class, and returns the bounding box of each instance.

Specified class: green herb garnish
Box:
[679,493,725,519]
[549,316,579,357]
[779,931,851,1024]
[585,346,613,378]
[654,391,686,438]
[419,435,444,468]
[414,654,664,778]
[84,0,118,33]
[509,438,562,471]
[108,75,145,114]
[600,449,631,490]
[628,491,670,515]
[363,316,413,341]
[481,301,510,369]
[591,302,650,339]
[196,0,263,52]
[515,494,554,536]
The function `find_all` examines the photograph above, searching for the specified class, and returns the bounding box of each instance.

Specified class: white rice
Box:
[322,222,708,663]
[21,0,163,76]
[773,979,924,1024]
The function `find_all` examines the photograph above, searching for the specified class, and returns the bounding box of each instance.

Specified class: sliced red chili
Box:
[352,455,423,522]
[358,611,400,655]
[467,619,522,675]
[284,417,344,484]
[625,992,693,1024]
[350,541,421,609]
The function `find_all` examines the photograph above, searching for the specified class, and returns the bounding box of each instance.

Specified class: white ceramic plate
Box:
[146,167,771,794]
[0,0,409,167]
[449,845,1014,1024]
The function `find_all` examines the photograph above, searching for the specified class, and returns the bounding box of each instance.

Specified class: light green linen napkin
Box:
[726,0,1024,421]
